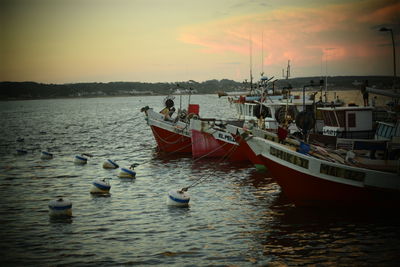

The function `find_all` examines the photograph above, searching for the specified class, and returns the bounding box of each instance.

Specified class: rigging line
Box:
[132,127,201,166]
[131,140,194,167]
[185,141,236,190]
[149,119,190,145]
[191,139,229,163]
[137,128,221,167]
[184,131,249,190]
[151,127,186,145]
[156,127,217,157]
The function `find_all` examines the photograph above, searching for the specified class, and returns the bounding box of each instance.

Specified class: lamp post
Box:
[380,27,397,90]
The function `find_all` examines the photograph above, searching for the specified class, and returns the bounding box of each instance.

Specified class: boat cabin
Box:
[318,106,374,139]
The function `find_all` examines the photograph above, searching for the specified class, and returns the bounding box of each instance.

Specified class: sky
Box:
[0,0,399,83]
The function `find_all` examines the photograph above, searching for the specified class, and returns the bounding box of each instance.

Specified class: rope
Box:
[151,125,188,145]
[181,131,246,191]
[130,133,195,167]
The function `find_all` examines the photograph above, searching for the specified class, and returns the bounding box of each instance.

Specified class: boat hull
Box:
[145,108,192,154]
[190,119,249,162]
[150,125,192,153]
[232,132,266,170]
[191,129,248,161]
[191,129,226,158]
[247,136,400,207]
[258,155,400,207]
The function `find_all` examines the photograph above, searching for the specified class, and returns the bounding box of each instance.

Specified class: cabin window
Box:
[322,111,332,126]
[336,111,345,127]
[377,125,382,136]
[322,111,339,127]
[380,125,391,138]
[329,111,338,126]
[387,127,393,138]
[320,164,365,182]
[382,126,388,137]
[347,113,356,127]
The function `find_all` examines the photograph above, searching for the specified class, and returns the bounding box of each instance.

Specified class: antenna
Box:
[325,52,328,93]
[261,32,264,76]
[286,60,291,79]
[249,34,253,90]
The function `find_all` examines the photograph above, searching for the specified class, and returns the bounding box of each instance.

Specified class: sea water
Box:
[0,93,399,266]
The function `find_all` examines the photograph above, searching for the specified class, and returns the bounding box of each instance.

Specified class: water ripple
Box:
[0,96,399,266]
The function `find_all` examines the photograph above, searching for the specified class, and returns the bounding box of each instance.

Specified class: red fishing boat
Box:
[141,102,194,153]
[189,118,249,162]
[246,135,400,207]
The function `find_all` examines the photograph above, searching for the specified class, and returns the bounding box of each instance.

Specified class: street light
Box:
[380,27,397,90]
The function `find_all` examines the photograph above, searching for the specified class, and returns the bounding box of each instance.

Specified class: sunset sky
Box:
[0,0,399,83]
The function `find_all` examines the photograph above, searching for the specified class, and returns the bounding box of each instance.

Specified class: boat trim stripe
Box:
[168,194,189,203]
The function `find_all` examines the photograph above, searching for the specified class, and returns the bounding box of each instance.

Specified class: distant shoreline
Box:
[0,88,366,102]
[1,76,395,101]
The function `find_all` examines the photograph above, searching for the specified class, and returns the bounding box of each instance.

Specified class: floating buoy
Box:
[74,155,88,165]
[90,179,111,194]
[41,151,53,160]
[103,159,119,169]
[167,189,190,207]
[118,168,136,178]
[48,198,72,217]
[16,149,28,155]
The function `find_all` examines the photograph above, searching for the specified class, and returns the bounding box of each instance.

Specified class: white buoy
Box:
[90,179,111,194]
[16,149,28,155]
[167,189,190,207]
[118,167,136,178]
[74,155,88,165]
[48,198,72,217]
[102,159,119,169]
[41,151,53,160]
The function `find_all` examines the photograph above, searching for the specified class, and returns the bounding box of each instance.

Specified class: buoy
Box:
[118,168,136,178]
[16,149,28,155]
[41,151,53,160]
[167,189,190,207]
[48,198,72,217]
[90,179,111,194]
[74,155,88,165]
[102,159,119,169]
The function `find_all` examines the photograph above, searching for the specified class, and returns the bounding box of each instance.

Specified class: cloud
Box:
[179,0,398,73]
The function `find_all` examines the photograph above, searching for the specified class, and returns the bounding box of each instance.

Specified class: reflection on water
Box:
[0,94,399,266]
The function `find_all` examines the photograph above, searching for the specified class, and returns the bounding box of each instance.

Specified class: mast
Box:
[249,34,253,91]
[286,60,291,79]
[325,53,328,102]
[261,32,264,76]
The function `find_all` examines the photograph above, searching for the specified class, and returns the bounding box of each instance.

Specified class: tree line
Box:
[0,76,393,100]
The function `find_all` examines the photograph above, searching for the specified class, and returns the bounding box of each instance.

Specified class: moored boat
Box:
[142,103,193,154]
[189,117,249,161]
[246,134,400,207]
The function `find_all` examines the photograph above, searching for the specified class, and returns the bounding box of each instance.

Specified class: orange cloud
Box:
[179,0,398,73]
[357,1,400,23]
